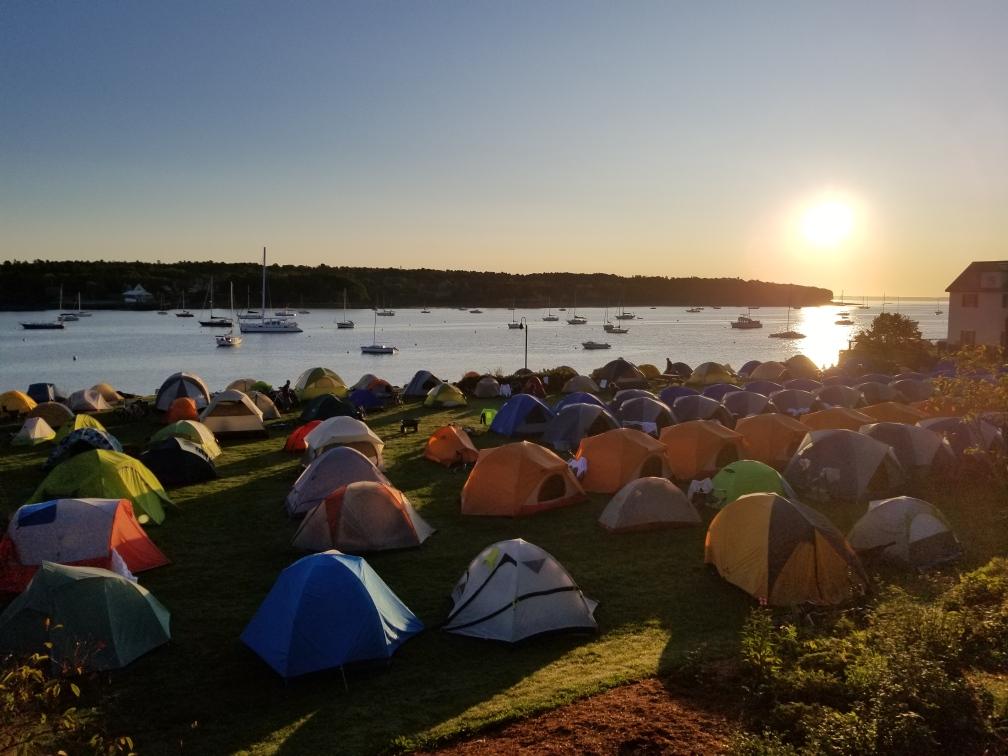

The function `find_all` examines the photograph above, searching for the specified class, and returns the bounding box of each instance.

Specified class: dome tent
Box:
[847,496,961,568]
[672,394,734,427]
[155,372,211,412]
[659,385,699,405]
[860,422,955,479]
[404,370,442,400]
[617,396,674,435]
[734,413,811,470]
[562,375,600,394]
[29,401,74,430]
[860,402,929,425]
[593,357,646,387]
[247,390,281,421]
[303,416,385,468]
[11,417,55,446]
[800,407,875,432]
[598,478,700,532]
[769,389,818,417]
[68,388,111,413]
[575,428,670,494]
[702,383,742,402]
[443,539,598,643]
[44,427,123,471]
[723,390,771,420]
[489,394,554,437]
[294,367,347,400]
[0,390,36,416]
[200,390,266,436]
[542,403,619,453]
[688,362,738,387]
[164,397,200,424]
[784,354,821,380]
[815,384,864,409]
[745,380,784,397]
[659,420,743,482]
[610,389,659,413]
[473,375,501,398]
[283,421,322,453]
[26,383,66,405]
[462,442,586,517]
[149,420,222,459]
[53,413,106,443]
[285,446,389,517]
[554,392,606,412]
[139,437,217,487]
[749,361,787,382]
[710,460,796,509]
[784,429,905,503]
[240,551,422,679]
[299,393,362,422]
[423,425,479,467]
[425,383,467,408]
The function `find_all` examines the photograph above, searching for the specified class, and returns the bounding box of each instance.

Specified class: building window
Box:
[962,293,978,308]
[961,330,976,346]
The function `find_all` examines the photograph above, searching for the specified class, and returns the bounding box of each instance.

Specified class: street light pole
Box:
[518,317,528,370]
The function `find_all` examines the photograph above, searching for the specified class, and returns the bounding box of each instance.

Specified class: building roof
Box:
[946,261,1008,292]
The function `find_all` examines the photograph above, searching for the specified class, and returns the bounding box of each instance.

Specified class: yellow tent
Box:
[0,390,36,416]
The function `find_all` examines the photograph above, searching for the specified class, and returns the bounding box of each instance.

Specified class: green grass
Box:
[2,399,1007,755]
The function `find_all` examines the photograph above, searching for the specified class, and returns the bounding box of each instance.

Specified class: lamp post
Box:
[518,317,528,370]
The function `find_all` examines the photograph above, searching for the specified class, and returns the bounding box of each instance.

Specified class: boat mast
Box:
[261,247,267,321]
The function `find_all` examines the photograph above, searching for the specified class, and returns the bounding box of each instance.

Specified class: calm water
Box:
[0,301,948,395]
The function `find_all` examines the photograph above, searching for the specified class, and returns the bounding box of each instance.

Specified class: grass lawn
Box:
[1,396,1006,755]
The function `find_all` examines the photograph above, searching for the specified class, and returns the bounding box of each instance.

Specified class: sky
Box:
[1,2,1006,296]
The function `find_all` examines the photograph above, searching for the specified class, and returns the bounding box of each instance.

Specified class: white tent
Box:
[847,496,961,568]
[68,388,111,413]
[199,390,265,435]
[443,539,598,643]
[303,416,385,468]
[11,417,55,446]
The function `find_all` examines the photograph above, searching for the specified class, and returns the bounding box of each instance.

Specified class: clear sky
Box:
[2,2,1005,295]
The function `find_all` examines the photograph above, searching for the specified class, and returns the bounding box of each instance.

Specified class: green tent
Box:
[149,420,222,459]
[53,413,106,443]
[424,383,467,408]
[0,562,170,671]
[711,460,795,509]
[28,449,171,525]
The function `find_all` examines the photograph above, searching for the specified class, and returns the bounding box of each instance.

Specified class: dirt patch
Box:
[423,678,739,755]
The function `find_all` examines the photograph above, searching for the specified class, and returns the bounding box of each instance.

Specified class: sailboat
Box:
[542,297,559,322]
[858,295,870,310]
[239,248,303,333]
[614,300,635,320]
[56,286,78,321]
[157,294,168,315]
[602,306,628,334]
[376,296,395,316]
[421,305,430,314]
[200,276,233,327]
[769,305,805,339]
[62,292,91,318]
[935,298,943,315]
[336,289,355,329]
[176,290,194,318]
[508,301,522,329]
[216,282,243,347]
[361,310,397,354]
[566,292,587,325]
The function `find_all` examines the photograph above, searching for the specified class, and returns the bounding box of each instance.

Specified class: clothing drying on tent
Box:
[860,402,929,424]
[799,407,875,432]
[0,562,171,671]
[554,392,607,412]
[404,370,442,399]
[462,442,586,516]
[860,422,955,479]
[164,397,200,423]
[593,357,646,387]
[425,383,467,408]
[710,460,795,509]
[299,393,362,422]
[154,371,211,412]
[575,428,670,494]
[784,354,821,380]
[139,438,217,487]
[303,416,385,468]
[734,413,811,470]
[562,375,601,394]
[769,389,818,417]
[53,413,106,443]
[672,394,733,427]
[200,390,267,436]
[856,381,900,405]
[30,401,74,430]
[702,383,741,402]
[0,498,169,593]
[659,420,743,482]
[423,425,479,467]
[847,497,961,568]
[292,482,434,553]
[11,417,55,446]
[44,427,123,470]
[26,383,66,405]
[285,446,390,517]
[29,450,171,525]
[542,403,619,452]
[443,539,598,643]
[723,390,771,420]
[688,362,737,387]
[294,367,347,400]
[68,388,111,413]
[785,429,905,503]
[705,493,869,606]
[240,551,422,678]
[149,420,222,459]
[489,394,554,437]
[815,384,864,409]
[247,391,281,420]
[284,421,322,453]
[749,361,787,382]
[598,478,699,532]
[473,375,501,398]
[617,396,674,435]
[0,390,36,416]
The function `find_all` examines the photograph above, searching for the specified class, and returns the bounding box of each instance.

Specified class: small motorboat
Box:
[216,332,242,347]
[685,307,703,313]
[582,340,611,350]
[275,308,296,317]
[469,308,483,314]
[20,320,64,330]
[731,314,763,329]
[603,322,628,334]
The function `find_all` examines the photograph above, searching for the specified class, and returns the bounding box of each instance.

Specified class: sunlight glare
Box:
[800,200,854,248]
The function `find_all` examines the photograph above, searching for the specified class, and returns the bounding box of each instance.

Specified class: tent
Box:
[784,429,905,503]
[443,539,597,642]
[28,450,172,525]
[425,383,467,408]
[292,482,434,552]
[285,446,390,517]
[165,397,200,423]
[44,427,123,471]
[575,428,670,494]
[139,438,217,487]
[284,421,322,453]
[611,389,660,413]
[800,407,876,432]
[857,373,893,385]
[0,390,36,416]
[672,394,733,426]
[710,460,795,509]
[745,380,784,397]
[423,425,480,467]
[26,383,66,405]
[0,498,169,593]
[659,420,743,481]
[705,493,868,606]
[53,413,106,443]
[638,363,661,379]
[200,390,266,436]
[68,388,111,413]
[784,378,822,392]
[723,390,771,420]
[664,360,693,379]
[351,373,382,391]
[688,362,737,387]
[248,390,281,420]
[489,394,554,437]
[299,393,362,422]
[303,416,385,467]
[294,367,347,400]
[11,417,55,446]
[917,416,1004,459]
[815,384,864,409]
[462,442,586,516]
[821,373,854,387]
[847,497,961,568]
[91,383,123,404]
[749,361,787,382]
[404,370,443,399]
[0,562,171,671]
[860,402,929,424]
[562,375,600,394]
[860,422,956,479]
[769,389,818,417]
[349,388,385,411]
[543,403,619,452]
[856,381,900,405]
[593,357,646,387]
[150,420,222,459]
[659,385,699,405]
[227,378,264,394]
[29,401,74,429]
[784,354,821,380]
[554,392,606,412]
[598,477,700,532]
[240,551,422,678]
[734,413,811,470]
[155,372,211,412]
[520,376,546,399]
[892,379,934,403]
[473,375,502,398]
[702,383,742,402]
[618,396,674,435]
[738,360,762,378]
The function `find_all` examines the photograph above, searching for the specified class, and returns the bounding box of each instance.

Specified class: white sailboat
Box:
[62,292,91,318]
[200,276,233,327]
[57,285,78,321]
[176,290,194,318]
[239,248,302,334]
[336,288,355,329]
[769,305,805,339]
[216,282,243,347]
[542,297,559,322]
[508,301,522,329]
[361,310,397,354]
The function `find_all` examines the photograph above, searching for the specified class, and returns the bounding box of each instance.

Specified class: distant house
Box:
[946,261,1008,347]
[122,284,153,304]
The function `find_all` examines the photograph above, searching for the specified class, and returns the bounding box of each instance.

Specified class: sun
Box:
[801,200,854,248]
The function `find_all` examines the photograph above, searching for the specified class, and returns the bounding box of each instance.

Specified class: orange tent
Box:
[462,441,586,516]
[165,397,199,424]
[861,402,930,424]
[660,420,743,481]
[800,407,875,432]
[424,425,479,467]
[734,413,810,469]
[284,420,322,453]
[575,428,670,493]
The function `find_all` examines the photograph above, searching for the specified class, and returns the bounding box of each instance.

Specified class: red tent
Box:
[284,420,322,453]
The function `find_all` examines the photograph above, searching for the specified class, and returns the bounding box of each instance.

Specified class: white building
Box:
[946,261,1008,347]
[122,284,153,304]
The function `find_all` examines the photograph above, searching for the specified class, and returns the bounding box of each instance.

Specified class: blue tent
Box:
[349,389,384,411]
[27,383,67,404]
[738,360,762,377]
[554,392,606,412]
[701,383,741,401]
[784,378,823,392]
[241,551,423,679]
[658,385,698,405]
[744,380,784,396]
[489,395,554,437]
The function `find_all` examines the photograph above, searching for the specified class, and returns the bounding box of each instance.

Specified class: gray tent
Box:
[611,389,659,413]
[860,422,955,479]
[618,397,674,435]
[284,446,390,517]
[672,394,733,426]
[542,403,619,452]
[723,390,771,419]
[917,416,1005,460]
[785,429,905,502]
[856,381,900,405]
[155,372,211,412]
[815,384,864,409]
[891,379,934,403]
[847,496,961,568]
[473,375,501,399]
[404,370,442,399]
[598,477,699,532]
[769,389,818,417]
